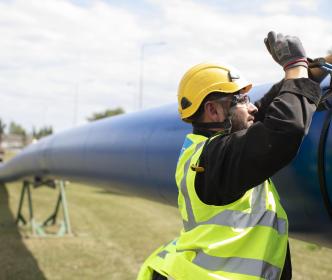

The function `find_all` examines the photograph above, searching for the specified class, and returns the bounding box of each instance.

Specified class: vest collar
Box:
[192,127,214,138]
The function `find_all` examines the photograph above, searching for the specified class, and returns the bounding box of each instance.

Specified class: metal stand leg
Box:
[59,180,72,235]
[16,181,28,225]
[16,181,37,235]
[16,179,72,237]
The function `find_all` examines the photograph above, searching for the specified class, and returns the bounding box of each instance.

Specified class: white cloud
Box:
[0,0,147,131]
[0,0,331,132]
[153,0,332,83]
[261,0,291,14]
[295,0,319,11]
[261,0,319,14]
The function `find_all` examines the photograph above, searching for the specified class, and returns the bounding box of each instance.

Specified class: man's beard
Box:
[229,111,249,133]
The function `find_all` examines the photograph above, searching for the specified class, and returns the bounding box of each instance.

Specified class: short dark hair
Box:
[187,92,229,123]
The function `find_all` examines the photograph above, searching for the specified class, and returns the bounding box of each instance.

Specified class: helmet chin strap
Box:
[193,118,232,134]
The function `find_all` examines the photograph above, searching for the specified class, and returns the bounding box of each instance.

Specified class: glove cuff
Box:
[284,58,308,70]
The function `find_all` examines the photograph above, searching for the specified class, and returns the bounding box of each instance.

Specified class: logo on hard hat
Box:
[228,71,240,81]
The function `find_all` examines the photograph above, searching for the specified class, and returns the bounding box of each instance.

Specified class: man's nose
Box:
[248,103,258,114]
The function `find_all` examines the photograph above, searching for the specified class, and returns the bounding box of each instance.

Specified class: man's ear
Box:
[204,102,220,122]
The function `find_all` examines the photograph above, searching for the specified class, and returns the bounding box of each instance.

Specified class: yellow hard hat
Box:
[177,63,252,121]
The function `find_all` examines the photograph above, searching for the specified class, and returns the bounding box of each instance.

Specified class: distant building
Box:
[1,134,33,152]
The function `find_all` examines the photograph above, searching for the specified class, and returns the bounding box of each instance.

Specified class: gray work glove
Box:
[264,31,308,70]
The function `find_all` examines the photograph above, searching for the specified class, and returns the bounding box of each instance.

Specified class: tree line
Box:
[86,107,124,121]
[0,107,125,141]
[0,119,53,140]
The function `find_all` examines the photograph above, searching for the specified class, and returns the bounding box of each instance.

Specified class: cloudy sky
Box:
[0,0,331,132]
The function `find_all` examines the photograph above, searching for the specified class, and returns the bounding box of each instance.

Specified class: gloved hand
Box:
[308,55,332,83]
[264,31,308,70]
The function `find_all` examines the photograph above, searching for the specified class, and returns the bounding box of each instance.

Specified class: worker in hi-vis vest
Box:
[137,31,328,280]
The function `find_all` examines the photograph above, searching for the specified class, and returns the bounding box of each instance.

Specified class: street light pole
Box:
[138,44,145,110]
[138,42,166,109]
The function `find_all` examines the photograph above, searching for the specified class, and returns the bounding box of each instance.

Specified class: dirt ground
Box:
[0,181,332,280]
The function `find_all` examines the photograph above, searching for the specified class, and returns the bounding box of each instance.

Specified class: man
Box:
[138,31,324,280]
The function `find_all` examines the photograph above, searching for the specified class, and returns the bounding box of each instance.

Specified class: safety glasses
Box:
[230,94,250,107]
[215,93,250,108]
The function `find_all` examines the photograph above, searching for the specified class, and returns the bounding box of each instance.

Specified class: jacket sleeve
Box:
[196,78,321,205]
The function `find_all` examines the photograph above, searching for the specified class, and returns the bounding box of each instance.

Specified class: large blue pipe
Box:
[0,79,332,247]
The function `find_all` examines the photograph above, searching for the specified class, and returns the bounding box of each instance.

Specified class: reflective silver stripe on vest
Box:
[193,250,281,280]
[182,162,287,235]
[181,141,206,230]
[184,184,286,234]
[184,208,287,235]
[158,250,168,259]
[157,239,177,259]
[251,183,266,213]
[157,247,281,280]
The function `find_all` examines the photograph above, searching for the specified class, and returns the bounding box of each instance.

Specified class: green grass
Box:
[0,181,181,280]
[1,179,332,280]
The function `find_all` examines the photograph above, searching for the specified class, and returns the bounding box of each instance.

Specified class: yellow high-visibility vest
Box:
[138,133,288,280]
